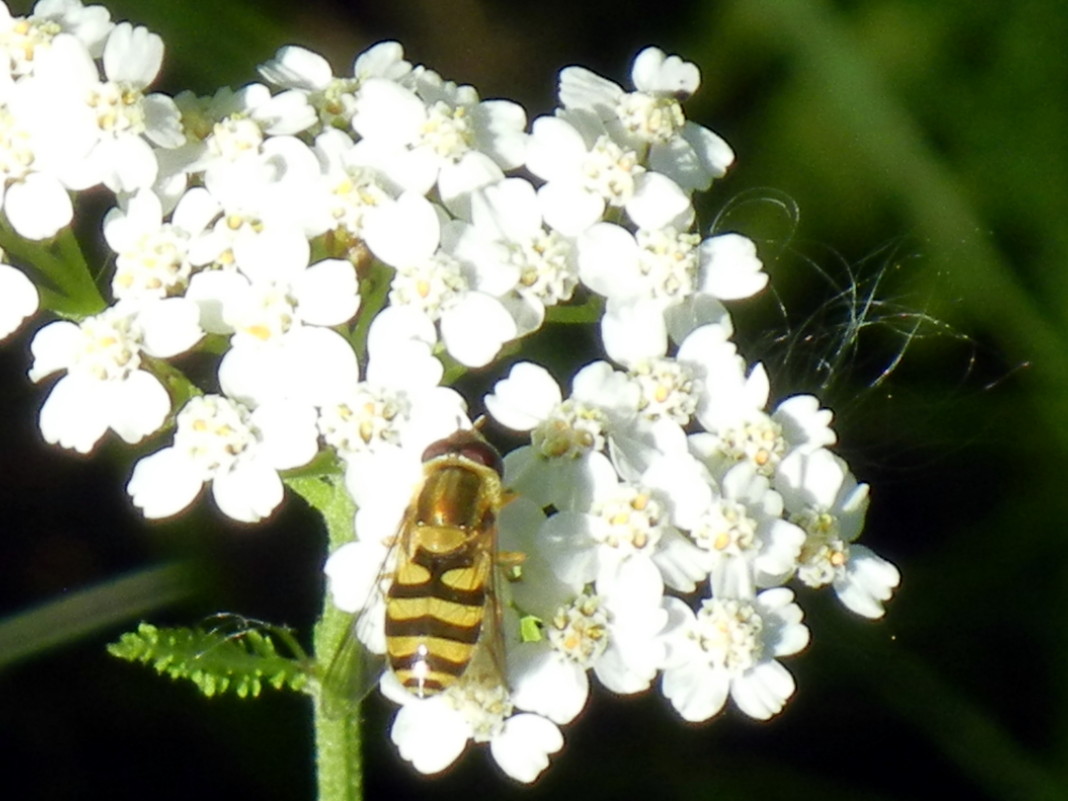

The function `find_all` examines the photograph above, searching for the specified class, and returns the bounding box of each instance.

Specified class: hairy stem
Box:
[313,600,363,801]
[286,475,362,801]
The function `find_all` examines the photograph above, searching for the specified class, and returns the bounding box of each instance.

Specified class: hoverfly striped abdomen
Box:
[384,430,506,698]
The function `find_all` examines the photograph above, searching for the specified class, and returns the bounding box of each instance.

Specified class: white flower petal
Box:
[626,172,691,230]
[594,638,660,694]
[754,519,805,587]
[558,64,623,113]
[99,134,158,193]
[251,400,319,470]
[325,539,391,613]
[652,528,710,593]
[212,460,285,523]
[540,511,599,586]
[439,293,516,367]
[171,186,221,233]
[5,174,72,240]
[127,447,204,519]
[38,375,109,453]
[352,78,425,144]
[142,93,185,148]
[363,191,440,267]
[104,23,162,86]
[664,295,733,345]
[28,320,80,382]
[103,190,159,251]
[352,41,411,81]
[509,645,589,724]
[538,180,603,237]
[681,121,735,180]
[731,660,795,720]
[220,327,359,407]
[597,552,663,603]
[390,699,470,775]
[500,446,554,507]
[549,451,617,512]
[438,151,504,220]
[490,713,563,784]
[367,304,437,357]
[0,264,39,339]
[108,370,170,443]
[572,360,639,413]
[662,663,729,722]
[601,298,667,366]
[770,613,811,658]
[258,45,333,91]
[631,47,700,97]
[138,298,202,357]
[473,177,541,242]
[526,116,586,182]
[252,90,317,136]
[774,394,837,450]
[471,99,528,169]
[232,226,310,284]
[367,338,443,391]
[185,270,246,334]
[294,259,359,326]
[485,362,561,431]
[345,446,422,518]
[834,544,901,619]
[577,222,639,299]
[698,233,767,300]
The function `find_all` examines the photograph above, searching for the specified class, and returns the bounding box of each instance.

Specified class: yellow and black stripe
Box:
[385,541,491,696]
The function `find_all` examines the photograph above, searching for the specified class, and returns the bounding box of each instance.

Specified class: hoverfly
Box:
[322,427,512,711]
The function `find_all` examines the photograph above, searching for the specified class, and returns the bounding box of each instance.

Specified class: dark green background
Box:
[1,1,1064,799]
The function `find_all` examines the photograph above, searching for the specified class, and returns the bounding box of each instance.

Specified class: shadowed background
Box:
[1,1,1064,799]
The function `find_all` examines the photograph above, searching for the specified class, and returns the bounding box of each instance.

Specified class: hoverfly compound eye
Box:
[421,430,504,477]
[456,440,504,476]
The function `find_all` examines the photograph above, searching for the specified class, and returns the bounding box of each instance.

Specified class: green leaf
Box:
[108,621,310,699]
[285,474,356,552]
[0,225,104,319]
[544,293,604,325]
[519,614,544,643]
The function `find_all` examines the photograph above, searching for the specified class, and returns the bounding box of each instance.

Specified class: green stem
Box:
[350,260,393,363]
[286,475,363,801]
[313,601,364,801]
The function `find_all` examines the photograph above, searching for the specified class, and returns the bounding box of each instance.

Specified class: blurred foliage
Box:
[2,0,1067,800]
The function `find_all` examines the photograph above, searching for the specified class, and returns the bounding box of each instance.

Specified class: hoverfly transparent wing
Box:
[457,525,511,693]
[319,532,401,718]
[461,484,528,693]
[319,613,386,718]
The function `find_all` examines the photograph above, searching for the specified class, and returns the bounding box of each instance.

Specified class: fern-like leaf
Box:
[108,621,310,699]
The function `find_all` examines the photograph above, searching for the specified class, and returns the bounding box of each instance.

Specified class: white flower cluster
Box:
[0,1,179,239]
[486,357,899,731]
[1,0,901,783]
[315,43,900,783]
